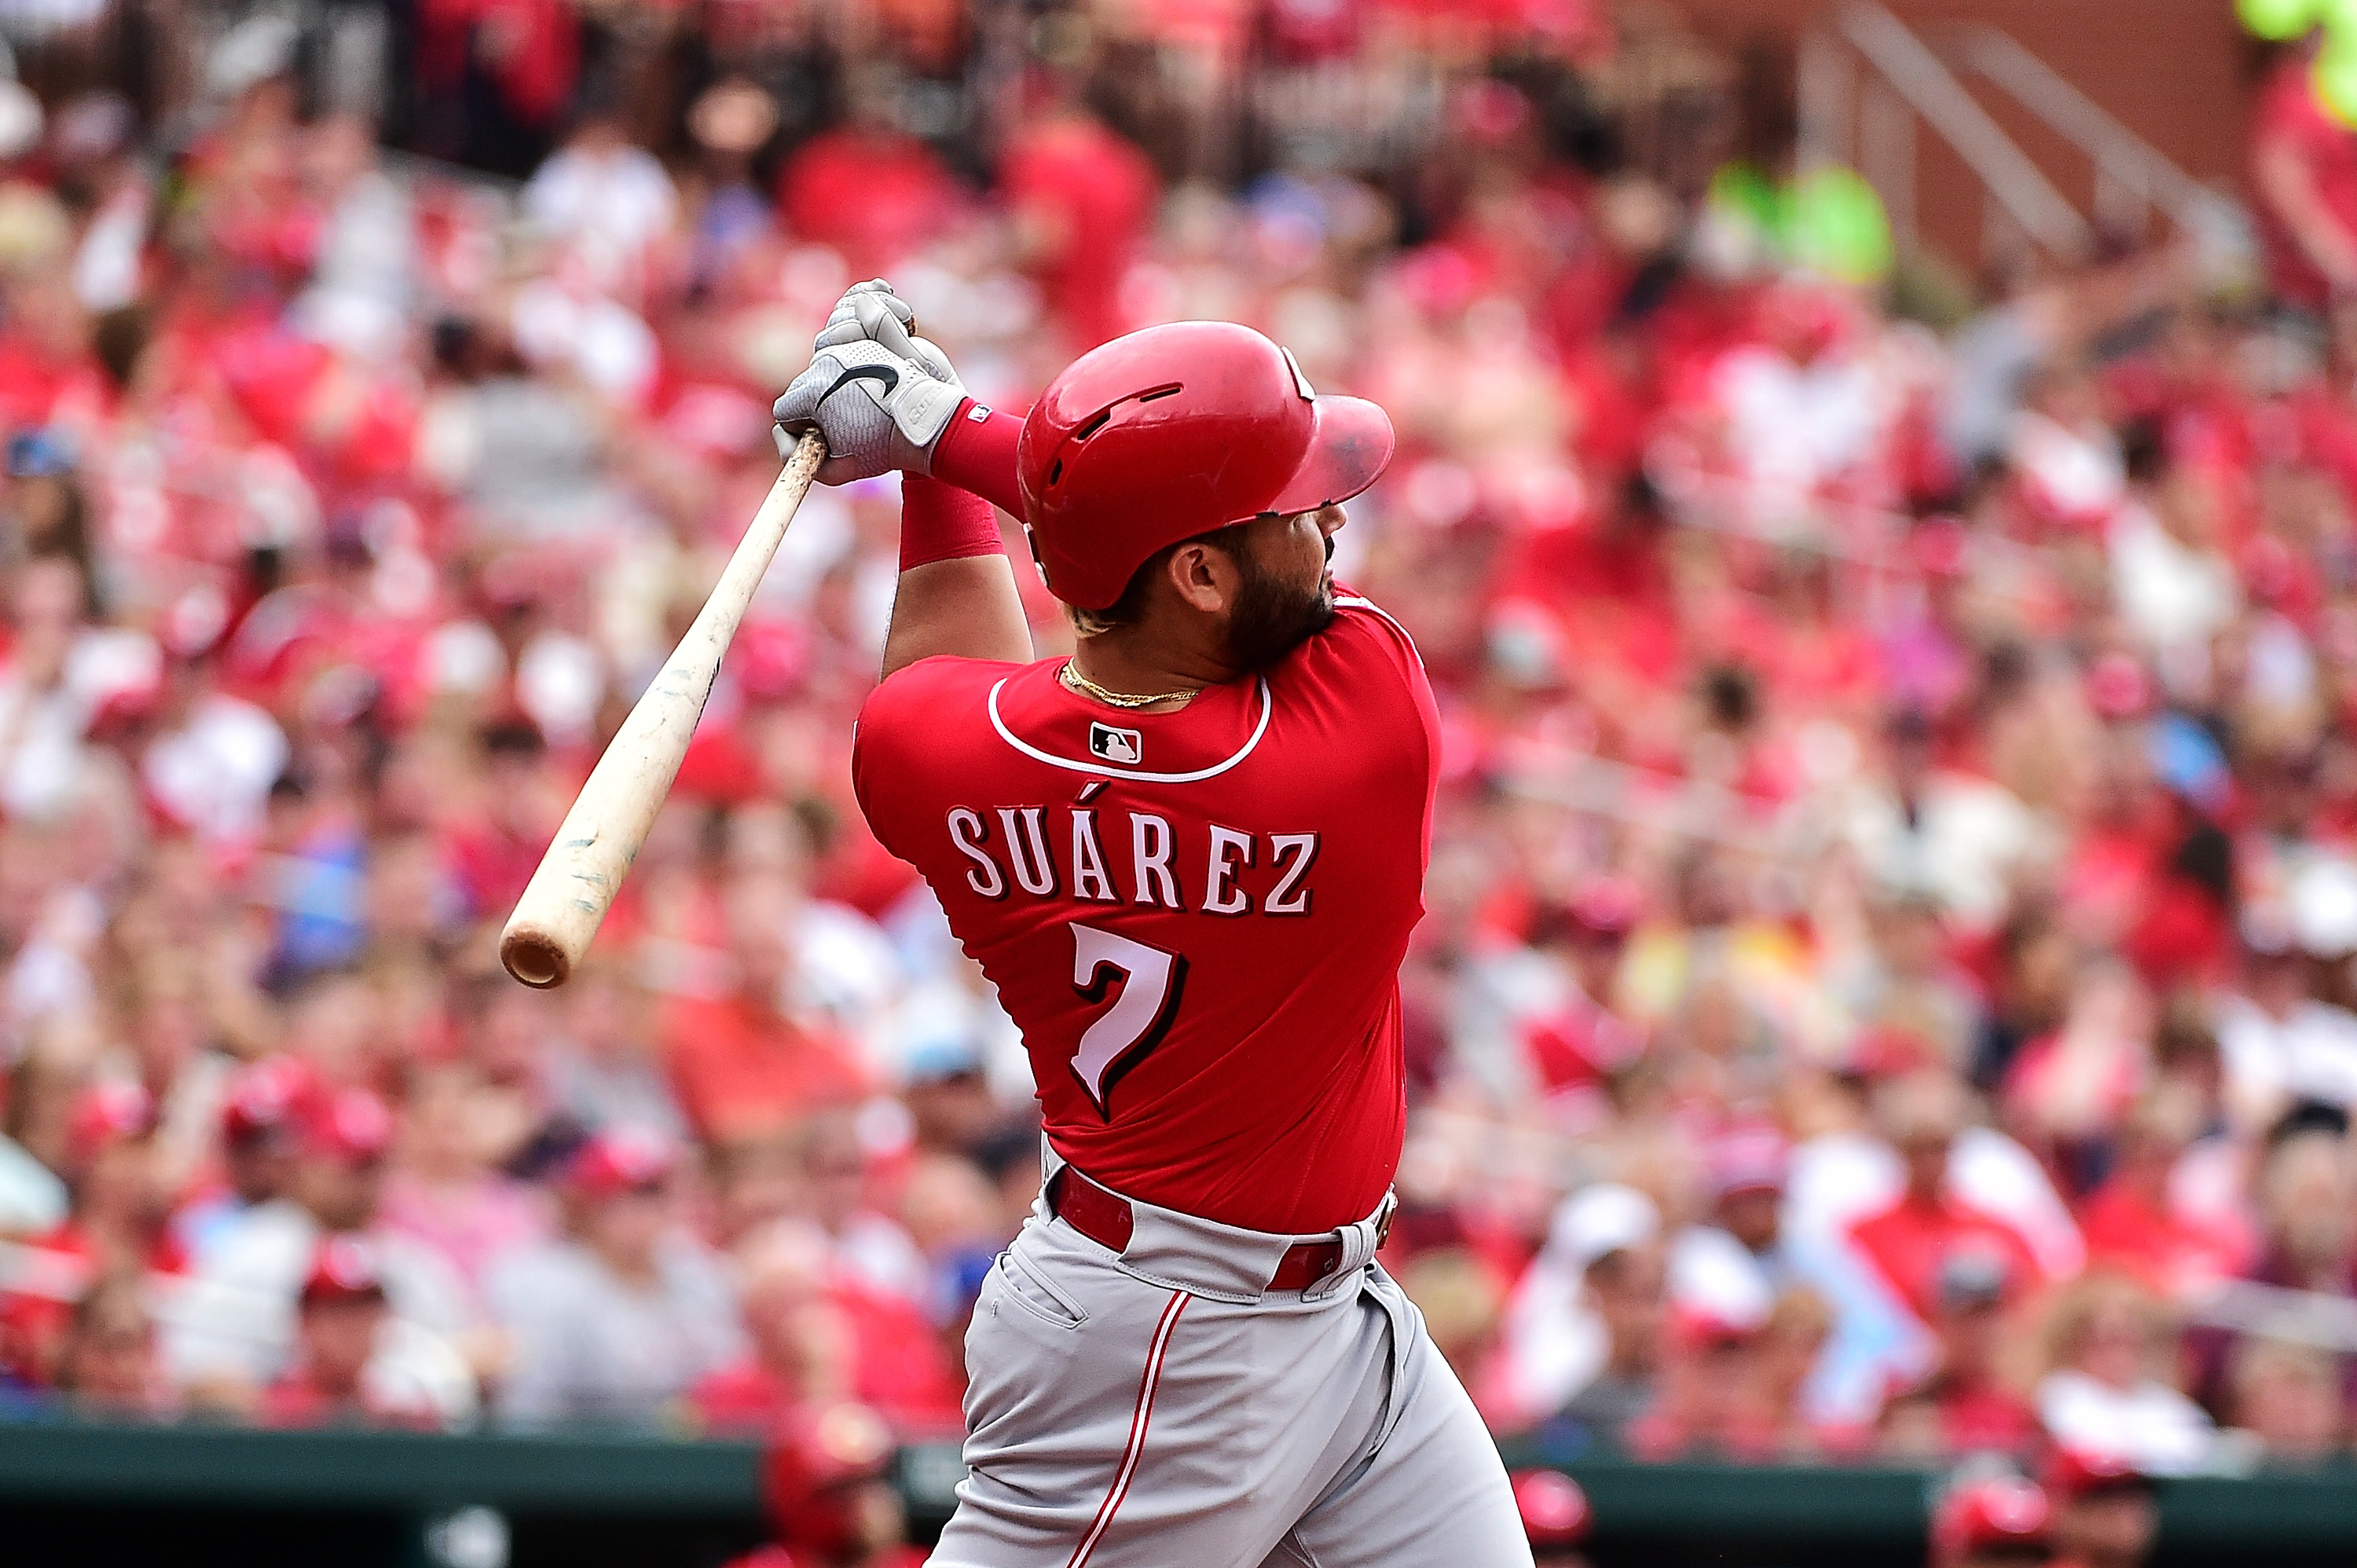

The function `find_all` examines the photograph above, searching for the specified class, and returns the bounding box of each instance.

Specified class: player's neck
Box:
[1067,628,1240,711]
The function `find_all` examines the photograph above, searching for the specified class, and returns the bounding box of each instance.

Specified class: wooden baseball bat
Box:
[500,431,827,988]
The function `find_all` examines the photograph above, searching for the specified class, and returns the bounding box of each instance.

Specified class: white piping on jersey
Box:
[988,674,1272,783]
[1333,595,1427,665]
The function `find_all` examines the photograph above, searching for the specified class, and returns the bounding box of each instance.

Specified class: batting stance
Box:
[773,283,1532,1568]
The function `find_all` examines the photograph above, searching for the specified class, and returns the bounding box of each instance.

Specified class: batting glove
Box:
[775,282,967,482]
[813,279,915,350]
[819,280,966,397]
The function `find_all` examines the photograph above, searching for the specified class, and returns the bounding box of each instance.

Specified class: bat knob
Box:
[500,926,572,989]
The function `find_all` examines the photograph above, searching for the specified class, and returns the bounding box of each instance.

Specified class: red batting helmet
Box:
[1016,321,1396,610]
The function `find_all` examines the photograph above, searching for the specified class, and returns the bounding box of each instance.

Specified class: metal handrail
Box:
[1831,2,2093,259]
[2187,1277,2357,1355]
[1944,23,2223,232]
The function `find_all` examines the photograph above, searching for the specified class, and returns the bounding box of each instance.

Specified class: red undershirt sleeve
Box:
[929,398,1028,518]
[898,474,1004,572]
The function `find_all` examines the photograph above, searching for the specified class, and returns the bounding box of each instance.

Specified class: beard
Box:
[1222,551,1336,671]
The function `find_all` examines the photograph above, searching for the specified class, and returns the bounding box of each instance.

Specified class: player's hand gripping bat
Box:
[498,431,826,987]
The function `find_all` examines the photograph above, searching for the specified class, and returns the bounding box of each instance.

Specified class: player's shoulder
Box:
[859,654,1025,732]
[1328,589,1423,663]
[853,655,1031,797]
[1288,586,1428,696]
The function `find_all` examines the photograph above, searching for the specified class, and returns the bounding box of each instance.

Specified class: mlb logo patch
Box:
[1088,723,1143,766]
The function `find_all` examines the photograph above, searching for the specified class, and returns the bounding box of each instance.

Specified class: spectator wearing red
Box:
[753,1401,926,1568]
[442,716,566,924]
[691,1216,962,1436]
[0,1083,180,1390]
[1875,1243,2040,1460]
[999,73,1160,352]
[2042,1449,2158,1568]
[1626,1288,1761,1462]
[259,1236,442,1428]
[1728,1288,1854,1461]
[55,1081,178,1280]
[663,876,869,1148]
[411,0,580,176]
[2000,958,2154,1200]
[1511,1469,1591,1567]
[776,69,962,276]
[1518,878,1645,1109]
[1931,1476,2052,1568]
[2074,1085,2244,1297]
[691,1225,856,1434]
[1505,473,1681,692]
[2253,33,2357,313]
[171,1055,308,1269]
[0,273,111,436]
[162,1086,471,1413]
[1847,1073,2046,1327]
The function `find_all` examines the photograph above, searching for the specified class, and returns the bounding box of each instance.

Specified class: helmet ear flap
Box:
[1022,525,1050,587]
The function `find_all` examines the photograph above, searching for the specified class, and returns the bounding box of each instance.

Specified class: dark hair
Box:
[2120,416,2169,485]
[480,718,545,760]
[2168,819,2235,908]
[2267,1101,2351,1148]
[1701,664,1758,731]
[1067,525,1245,636]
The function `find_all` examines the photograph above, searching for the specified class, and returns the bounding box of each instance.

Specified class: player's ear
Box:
[1164,540,1234,615]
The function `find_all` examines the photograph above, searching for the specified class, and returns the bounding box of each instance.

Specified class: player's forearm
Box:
[931,401,1028,516]
[880,474,1032,676]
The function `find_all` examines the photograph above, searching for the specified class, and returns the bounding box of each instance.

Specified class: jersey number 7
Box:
[1069,921,1188,1120]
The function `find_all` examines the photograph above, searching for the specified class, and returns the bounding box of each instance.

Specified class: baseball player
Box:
[771,283,1530,1568]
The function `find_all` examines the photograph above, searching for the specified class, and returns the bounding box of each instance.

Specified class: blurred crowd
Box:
[2,0,2357,1529]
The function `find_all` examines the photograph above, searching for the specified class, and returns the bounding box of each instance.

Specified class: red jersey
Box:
[852,595,1439,1234]
[1846,1193,2044,1320]
[2254,59,2357,312]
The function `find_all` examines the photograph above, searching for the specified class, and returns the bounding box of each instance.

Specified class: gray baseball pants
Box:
[930,1147,1533,1568]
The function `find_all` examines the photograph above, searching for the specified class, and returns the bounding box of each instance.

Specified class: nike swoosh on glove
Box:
[772,338,967,484]
[813,280,966,400]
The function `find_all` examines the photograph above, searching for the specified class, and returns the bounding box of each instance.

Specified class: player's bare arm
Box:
[772,280,1032,675]
[875,554,1032,676]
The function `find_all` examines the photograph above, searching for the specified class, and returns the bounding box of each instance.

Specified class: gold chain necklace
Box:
[1058,661,1197,709]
